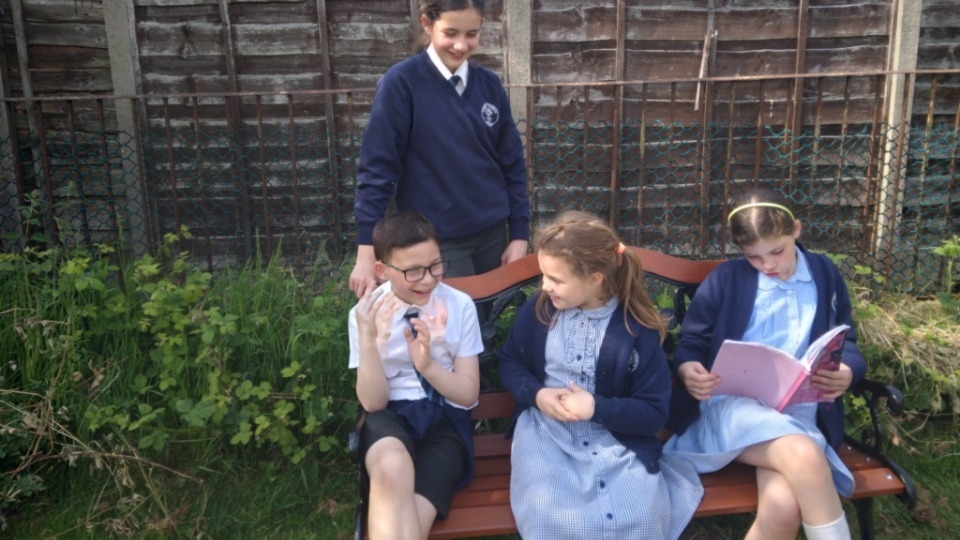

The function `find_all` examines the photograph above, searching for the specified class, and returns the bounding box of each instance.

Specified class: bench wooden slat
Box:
[629,247,722,286]
[474,433,510,458]
[472,455,510,476]
[445,254,541,302]
[471,392,516,420]
[430,504,517,539]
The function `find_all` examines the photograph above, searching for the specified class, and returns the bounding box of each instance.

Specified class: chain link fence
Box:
[2,75,958,293]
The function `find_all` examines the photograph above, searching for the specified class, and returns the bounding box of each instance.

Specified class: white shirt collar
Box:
[426,44,468,88]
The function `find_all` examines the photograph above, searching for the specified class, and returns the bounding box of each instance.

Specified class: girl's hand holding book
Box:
[678,361,720,400]
[810,363,853,400]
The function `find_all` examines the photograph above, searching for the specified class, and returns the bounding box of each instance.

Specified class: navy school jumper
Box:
[354,52,529,245]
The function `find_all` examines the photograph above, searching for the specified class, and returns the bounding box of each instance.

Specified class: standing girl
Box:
[499,211,703,539]
[665,189,865,540]
[350,0,530,299]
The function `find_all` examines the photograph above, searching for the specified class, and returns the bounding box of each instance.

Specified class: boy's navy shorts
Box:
[360,408,469,519]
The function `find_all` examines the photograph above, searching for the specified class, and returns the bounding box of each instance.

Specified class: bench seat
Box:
[428,391,910,539]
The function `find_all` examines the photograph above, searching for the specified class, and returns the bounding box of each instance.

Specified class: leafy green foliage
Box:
[1,223,355,533]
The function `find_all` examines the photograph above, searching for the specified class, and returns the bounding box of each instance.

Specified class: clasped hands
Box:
[535,381,595,422]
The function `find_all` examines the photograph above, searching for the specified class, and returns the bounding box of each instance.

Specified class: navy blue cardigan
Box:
[667,245,867,448]
[499,293,672,473]
[354,52,529,245]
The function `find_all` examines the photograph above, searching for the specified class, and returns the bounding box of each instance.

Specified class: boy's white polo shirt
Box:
[348,281,483,409]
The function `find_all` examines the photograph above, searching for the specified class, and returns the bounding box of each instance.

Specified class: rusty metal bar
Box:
[836,77,851,222]
[862,75,885,253]
[255,95,273,256]
[95,99,120,236]
[609,0,626,227]
[583,88,591,219]
[812,77,824,182]
[914,75,938,288]
[636,83,647,247]
[190,98,213,271]
[5,100,26,209]
[314,0,343,259]
[162,97,182,231]
[66,100,92,247]
[33,101,58,243]
[610,83,622,227]
[948,87,960,249]
[286,95,304,273]
[754,80,765,187]
[554,85,562,125]
[1,68,959,105]
[698,77,714,256]
[664,82,677,250]
[720,83,736,258]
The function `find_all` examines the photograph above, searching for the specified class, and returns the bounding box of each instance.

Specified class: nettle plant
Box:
[82,228,352,464]
[933,235,960,319]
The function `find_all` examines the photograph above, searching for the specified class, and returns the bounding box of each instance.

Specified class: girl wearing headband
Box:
[499,211,703,539]
[664,189,865,540]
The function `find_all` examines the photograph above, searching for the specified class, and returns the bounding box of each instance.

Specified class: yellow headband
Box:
[727,202,795,224]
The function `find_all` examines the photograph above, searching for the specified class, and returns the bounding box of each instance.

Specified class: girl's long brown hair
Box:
[533,211,667,341]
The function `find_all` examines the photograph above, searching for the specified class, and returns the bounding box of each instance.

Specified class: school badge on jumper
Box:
[481,103,499,127]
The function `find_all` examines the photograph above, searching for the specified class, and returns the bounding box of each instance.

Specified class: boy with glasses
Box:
[348,211,483,538]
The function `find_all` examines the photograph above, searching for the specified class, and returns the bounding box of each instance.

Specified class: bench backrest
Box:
[444,247,725,395]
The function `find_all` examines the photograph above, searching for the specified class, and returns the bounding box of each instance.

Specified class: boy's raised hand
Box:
[677,361,720,400]
[354,287,384,339]
[355,288,400,343]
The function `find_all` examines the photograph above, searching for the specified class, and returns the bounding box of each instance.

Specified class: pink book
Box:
[709,325,850,411]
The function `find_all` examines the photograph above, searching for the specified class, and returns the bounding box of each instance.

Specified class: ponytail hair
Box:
[533,211,667,341]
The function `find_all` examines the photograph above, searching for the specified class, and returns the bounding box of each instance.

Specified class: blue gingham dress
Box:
[663,250,855,497]
[510,299,703,539]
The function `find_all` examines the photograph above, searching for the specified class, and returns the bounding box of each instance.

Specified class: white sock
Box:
[802,513,851,540]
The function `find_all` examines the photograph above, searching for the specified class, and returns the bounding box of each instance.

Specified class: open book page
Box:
[709,324,850,411]
[710,341,807,411]
[785,324,850,408]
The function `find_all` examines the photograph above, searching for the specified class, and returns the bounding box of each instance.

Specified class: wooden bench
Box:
[351,247,916,540]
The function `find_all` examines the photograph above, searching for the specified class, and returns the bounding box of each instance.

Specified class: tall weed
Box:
[1,225,356,534]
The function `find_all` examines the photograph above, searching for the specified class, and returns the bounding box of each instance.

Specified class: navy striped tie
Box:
[449,75,461,91]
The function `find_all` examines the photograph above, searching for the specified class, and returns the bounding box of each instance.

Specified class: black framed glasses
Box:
[384,260,449,282]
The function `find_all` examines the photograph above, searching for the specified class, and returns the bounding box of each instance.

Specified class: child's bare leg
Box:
[745,467,801,540]
[414,495,439,540]
[737,434,843,526]
[366,437,421,540]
